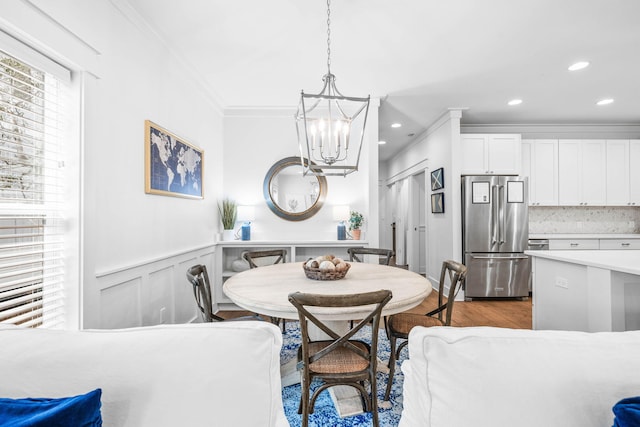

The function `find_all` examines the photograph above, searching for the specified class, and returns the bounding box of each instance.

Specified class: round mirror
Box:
[263,157,327,221]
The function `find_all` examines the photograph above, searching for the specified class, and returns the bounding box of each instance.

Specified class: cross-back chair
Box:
[383,259,467,401]
[288,289,392,427]
[242,249,286,269]
[347,247,394,265]
[186,264,260,322]
[242,249,287,331]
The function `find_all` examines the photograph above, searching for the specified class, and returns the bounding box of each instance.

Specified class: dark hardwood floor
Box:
[408,291,532,329]
[220,291,532,329]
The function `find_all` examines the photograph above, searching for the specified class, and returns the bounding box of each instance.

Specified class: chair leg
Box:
[371,369,380,427]
[384,333,397,401]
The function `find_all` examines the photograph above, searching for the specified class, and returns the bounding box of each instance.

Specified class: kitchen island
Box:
[526,250,640,332]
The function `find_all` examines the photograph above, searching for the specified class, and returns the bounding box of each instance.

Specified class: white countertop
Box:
[525,249,640,275]
[529,234,640,239]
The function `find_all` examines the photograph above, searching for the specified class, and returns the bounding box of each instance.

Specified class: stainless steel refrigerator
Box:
[462,175,530,299]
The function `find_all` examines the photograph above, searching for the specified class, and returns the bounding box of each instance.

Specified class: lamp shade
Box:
[332,205,350,221]
[237,205,255,222]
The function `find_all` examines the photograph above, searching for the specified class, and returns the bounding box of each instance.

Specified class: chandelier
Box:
[295,0,370,177]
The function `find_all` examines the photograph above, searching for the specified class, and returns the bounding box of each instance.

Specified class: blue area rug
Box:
[280,321,407,427]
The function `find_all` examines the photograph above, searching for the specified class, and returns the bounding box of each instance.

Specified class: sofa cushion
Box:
[0,388,102,427]
[399,326,640,427]
[0,323,287,427]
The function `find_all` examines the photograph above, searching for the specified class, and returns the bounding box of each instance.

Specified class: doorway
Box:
[407,172,427,274]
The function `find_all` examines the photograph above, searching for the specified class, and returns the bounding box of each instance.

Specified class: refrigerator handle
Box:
[491,185,498,245]
[499,185,505,244]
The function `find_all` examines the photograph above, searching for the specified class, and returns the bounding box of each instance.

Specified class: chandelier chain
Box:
[326,0,331,74]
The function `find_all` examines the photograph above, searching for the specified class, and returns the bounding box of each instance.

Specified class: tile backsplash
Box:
[529,206,640,234]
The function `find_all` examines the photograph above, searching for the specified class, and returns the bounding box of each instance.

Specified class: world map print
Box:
[146,122,203,198]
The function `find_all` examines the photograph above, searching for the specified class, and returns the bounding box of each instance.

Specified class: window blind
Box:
[0,48,67,329]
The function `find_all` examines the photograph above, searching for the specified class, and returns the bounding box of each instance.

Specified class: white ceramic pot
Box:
[223,229,236,241]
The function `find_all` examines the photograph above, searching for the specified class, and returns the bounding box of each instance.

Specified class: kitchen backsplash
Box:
[529,206,640,234]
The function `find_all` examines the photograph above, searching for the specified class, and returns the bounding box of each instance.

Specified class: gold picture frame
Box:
[144,120,204,199]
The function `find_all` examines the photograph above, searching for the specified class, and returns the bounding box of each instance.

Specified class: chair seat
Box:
[301,341,371,374]
[389,313,445,336]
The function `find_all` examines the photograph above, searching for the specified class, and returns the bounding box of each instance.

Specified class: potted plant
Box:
[218,198,237,240]
[349,210,364,240]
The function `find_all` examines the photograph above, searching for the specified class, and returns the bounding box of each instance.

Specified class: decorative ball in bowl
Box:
[302,255,351,281]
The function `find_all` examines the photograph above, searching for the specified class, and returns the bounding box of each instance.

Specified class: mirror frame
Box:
[263,157,327,221]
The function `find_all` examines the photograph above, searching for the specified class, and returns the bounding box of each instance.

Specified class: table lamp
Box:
[237,205,256,241]
[332,205,350,240]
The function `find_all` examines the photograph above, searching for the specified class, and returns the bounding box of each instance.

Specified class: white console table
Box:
[527,250,640,332]
[214,240,367,310]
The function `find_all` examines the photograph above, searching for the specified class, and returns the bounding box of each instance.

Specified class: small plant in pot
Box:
[349,210,364,240]
[218,198,237,240]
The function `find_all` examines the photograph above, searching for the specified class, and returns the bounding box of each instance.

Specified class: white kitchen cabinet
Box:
[599,239,640,250]
[548,239,600,250]
[522,139,558,206]
[461,134,521,175]
[605,139,640,206]
[606,140,630,205]
[629,140,640,205]
[558,139,606,206]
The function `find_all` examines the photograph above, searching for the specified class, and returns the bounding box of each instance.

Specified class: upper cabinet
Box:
[606,140,640,206]
[558,139,606,206]
[522,139,558,206]
[461,134,522,175]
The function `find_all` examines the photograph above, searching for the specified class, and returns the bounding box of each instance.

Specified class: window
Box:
[0,45,69,328]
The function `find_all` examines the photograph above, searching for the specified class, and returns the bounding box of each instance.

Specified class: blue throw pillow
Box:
[612,396,640,427]
[0,388,102,427]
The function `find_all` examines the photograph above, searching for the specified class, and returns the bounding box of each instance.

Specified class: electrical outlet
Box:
[555,277,569,289]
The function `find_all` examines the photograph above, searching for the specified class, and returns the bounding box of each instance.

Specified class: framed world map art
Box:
[144,120,204,199]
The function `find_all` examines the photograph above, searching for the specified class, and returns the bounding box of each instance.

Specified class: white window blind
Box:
[0,47,67,329]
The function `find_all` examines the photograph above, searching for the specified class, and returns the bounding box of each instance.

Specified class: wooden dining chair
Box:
[242,249,287,331]
[347,247,394,265]
[242,249,286,268]
[383,260,467,401]
[346,247,395,328]
[186,264,260,322]
[288,289,392,427]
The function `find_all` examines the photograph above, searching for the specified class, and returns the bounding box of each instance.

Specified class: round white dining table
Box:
[223,261,432,321]
[224,261,432,411]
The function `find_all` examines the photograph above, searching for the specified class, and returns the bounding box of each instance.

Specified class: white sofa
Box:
[399,326,640,427]
[0,322,288,427]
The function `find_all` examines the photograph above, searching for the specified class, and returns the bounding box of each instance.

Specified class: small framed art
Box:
[431,192,444,214]
[144,120,204,199]
[430,167,444,191]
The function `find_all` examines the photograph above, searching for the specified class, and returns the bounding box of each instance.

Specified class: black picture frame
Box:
[431,192,444,214]
[430,167,444,191]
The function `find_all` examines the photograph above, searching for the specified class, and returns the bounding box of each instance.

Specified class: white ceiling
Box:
[125,0,640,160]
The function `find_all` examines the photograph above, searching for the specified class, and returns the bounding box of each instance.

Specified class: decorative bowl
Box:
[302,261,351,281]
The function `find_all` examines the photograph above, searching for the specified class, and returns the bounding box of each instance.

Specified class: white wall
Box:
[382,110,463,287]
[223,104,379,243]
[0,0,224,328]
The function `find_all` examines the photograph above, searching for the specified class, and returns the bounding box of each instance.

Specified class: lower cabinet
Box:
[214,241,367,309]
[547,238,640,251]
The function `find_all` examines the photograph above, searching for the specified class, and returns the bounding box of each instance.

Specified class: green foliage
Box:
[218,198,237,230]
[349,210,364,230]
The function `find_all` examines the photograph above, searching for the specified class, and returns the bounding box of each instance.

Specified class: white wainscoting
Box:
[94,245,215,329]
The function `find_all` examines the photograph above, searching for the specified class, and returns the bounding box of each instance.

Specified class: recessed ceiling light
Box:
[508,99,523,106]
[596,98,614,106]
[378,140,387,145]
[391,123,402,128]
[568,61,590,71]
